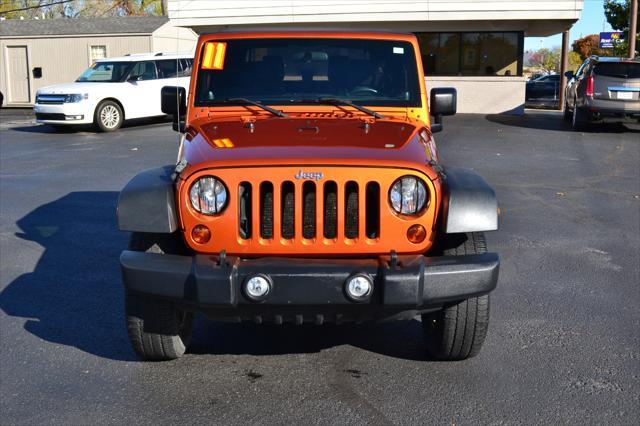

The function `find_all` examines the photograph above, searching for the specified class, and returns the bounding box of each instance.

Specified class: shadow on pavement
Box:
[486,112,640,133]
[10,116,171,134]
[0,192,135,361]
[190,317,429,361]
[0,192,429,362]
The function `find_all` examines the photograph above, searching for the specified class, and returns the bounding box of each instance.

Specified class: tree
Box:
[568,51,584,72]
[604,0,639,57]
[528,48,561,73]
[604,0,639,32]
[572,34,604,60]
[0,0,164,18]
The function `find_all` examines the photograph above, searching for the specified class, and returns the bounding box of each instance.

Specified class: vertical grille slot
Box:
[323,181,338,239]
[281,181,295,239]
[238,182,252,239]
[302,181,316,239]
[260,182,274,239]
[344,181,359,239]
[365,182,380,239]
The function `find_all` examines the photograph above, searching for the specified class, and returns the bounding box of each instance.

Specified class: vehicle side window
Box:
[178,58,193,77]
[156,60,178,79]
[129,61,158,81]
[575,60,589,79]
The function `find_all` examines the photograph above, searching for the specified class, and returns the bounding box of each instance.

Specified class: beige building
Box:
[0,16,197,106]
[167,0,584,114]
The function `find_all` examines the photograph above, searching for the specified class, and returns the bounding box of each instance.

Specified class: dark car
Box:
[525,74,561,107]
[564,56,640,130]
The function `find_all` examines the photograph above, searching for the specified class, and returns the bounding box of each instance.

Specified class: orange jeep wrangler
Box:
[118,32,499,361]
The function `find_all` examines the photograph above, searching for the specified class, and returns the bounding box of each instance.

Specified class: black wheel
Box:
[94,100,123,132]
[125,232,193,361]
[571,99,588,131]
[563,102,572,121]
[422,232,491,360]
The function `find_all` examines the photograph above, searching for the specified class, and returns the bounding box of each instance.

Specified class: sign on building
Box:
[599,32,624,48]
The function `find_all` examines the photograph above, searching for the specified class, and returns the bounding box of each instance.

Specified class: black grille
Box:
[249,179,379,241]
[344,182,359,239]
[323,182,338,239]
[36,95,65,105]
[260,182,273,239]
[36,113,66,120]
[238,182,252,239]
[365,183,380,239]
[302,182,316,239]
[281,182,295,239]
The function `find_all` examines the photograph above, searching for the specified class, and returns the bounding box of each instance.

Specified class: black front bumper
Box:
[120,252,499,323]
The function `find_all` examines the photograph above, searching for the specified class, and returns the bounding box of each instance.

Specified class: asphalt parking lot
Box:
[1,109,638,425]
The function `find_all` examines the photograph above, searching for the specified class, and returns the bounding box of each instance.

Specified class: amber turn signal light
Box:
[407,224,426,244]
[192,225,211,244]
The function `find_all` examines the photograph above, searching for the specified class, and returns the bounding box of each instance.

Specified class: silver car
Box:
[564,56,640,131]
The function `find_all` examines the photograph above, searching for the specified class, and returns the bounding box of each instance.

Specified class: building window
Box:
[90,45,107,62]
[416,32,523,76]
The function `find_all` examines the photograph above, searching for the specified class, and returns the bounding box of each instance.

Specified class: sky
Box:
[524,0,614,52]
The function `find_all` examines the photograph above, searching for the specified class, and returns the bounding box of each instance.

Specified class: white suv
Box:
[34,53,193,132]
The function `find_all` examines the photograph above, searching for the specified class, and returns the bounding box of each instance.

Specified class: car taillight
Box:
[586,76,594,98]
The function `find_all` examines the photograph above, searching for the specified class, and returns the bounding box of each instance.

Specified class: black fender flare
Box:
[117,165,178,233]
[440,167,498,234]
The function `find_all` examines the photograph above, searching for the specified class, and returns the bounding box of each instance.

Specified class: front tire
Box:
[571,99,588,131]
[422,232,491,360]
[563,101,572,121]
[95,100,123,132]
[125,232,193,361]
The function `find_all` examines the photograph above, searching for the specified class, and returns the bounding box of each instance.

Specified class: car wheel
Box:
[125,232,193,361]
[571,99,588,132]
[94,100,123,132]
[563,102,572,121]
[422,232,490,361]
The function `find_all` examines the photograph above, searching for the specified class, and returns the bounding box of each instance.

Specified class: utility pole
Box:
[630,0,638,58]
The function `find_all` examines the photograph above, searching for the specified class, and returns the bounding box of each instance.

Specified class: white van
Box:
[34,53,193,132]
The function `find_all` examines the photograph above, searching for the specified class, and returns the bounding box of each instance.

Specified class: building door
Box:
[7,46,30,103]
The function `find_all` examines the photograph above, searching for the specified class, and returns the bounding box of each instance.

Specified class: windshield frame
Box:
[193,36,423,109]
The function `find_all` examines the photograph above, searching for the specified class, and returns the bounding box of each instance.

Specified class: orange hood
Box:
[181,115,436,179]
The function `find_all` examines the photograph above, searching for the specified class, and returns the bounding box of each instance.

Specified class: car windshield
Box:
[195,38,421,108]
[593,62,640,79]
[76,61,132,82]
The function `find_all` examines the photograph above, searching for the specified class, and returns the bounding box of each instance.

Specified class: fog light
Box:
[345,274,373,302]
[192,225,211,244]
[244,275,272,301]
[407,224,426,244]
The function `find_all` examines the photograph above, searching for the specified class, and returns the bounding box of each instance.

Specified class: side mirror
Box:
[128,75,142,82]
[429,87,457,133]
[564,71,574,79]
[161,86,187,116]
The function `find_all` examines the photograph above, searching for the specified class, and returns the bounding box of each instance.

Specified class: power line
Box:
[0,0,74,15]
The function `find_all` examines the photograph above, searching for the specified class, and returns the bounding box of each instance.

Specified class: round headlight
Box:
[189,176,228,214]
[389,176,428,215]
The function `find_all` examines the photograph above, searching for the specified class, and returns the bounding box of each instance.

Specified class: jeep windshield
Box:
[195,38,421,108]
[76,61,132,82]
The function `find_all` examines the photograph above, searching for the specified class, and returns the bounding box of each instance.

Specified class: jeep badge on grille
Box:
[295,170,324,181]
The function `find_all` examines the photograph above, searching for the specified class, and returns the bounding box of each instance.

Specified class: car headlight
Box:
[65,93,87,103]
[189,176,228,214]
[389,176,428,215]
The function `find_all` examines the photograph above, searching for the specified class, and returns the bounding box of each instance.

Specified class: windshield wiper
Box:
[312,97,385,119]
[226,97,288,117]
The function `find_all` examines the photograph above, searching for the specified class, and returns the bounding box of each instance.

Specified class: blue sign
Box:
[600,32,625,48]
